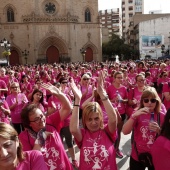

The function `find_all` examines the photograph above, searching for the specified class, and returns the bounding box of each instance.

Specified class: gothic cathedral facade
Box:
[0,0,102,65]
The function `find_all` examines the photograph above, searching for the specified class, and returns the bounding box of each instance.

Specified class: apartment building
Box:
[122,0,144,42]
[99,8,121,42]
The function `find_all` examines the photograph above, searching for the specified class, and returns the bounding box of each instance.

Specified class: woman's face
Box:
[33,92,42,102]
[136,75,145,87]
[29,108,46,132]
[85,112,101,132]
[82,77,90,85]
[114,73,123,84]
[142,96,157,112]
[0,137,19,169]
[10,84,19,93]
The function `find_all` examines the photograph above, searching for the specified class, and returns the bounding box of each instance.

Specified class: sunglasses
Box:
[83,78,89,80]
[163,75,168,77]
[143,98,157,103]
[11,86,18,89]
[137,79,145,82]
[61,82,68,84]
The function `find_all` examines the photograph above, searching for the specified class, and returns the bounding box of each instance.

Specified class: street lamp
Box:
[80,48,86,62]
[22,49,29,64]
[161,44,165,56]
[0,38,11,66]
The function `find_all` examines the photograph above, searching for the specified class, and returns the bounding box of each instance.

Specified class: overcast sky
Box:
[98,0,170,14]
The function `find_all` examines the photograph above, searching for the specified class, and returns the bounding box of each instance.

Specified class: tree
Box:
[102,33,133,60]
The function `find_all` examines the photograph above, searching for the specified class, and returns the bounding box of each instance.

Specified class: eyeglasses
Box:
[29,114,44,124]
[163,75,168,77]
[143,98,157,103]
[137,79,145,82]
[61,82,68,84]
[83,78,89,81]
[116,77,123,79]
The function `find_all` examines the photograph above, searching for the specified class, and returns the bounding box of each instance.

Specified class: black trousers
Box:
[130,156,155,170]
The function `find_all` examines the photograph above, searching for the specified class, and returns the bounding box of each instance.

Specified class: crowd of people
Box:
[0,59,170,170]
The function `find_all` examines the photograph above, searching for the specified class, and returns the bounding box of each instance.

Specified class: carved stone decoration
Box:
[22,12,79,23]
[45,2,56,14]
[10,32,14,40]
[49,24,55,34]
[87,32,91,41]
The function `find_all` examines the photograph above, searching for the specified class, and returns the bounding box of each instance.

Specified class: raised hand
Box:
[97,71,107,97]
[41,82,61,95]
[70,78,82,100]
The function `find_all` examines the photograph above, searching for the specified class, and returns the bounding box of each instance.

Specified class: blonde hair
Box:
[82,102,104,129]
[138,87,161,114]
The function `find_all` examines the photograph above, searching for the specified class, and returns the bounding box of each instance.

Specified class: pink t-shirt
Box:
[19,112,73,170]
[6,93,28,123]
[128,73,137,85]
[80,85,93,108]
[131,112,165,161]
[75,126,117,170]
[163,83,170,110]
[0,80,7,98]
[150,68,158,82]
[0,100,10,124]
[151,136,170,170]
[107,85,128,114]
[16,150,48,170]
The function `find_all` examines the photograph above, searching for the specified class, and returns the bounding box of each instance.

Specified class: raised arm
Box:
[97,71,117,133]
[41,83,72,121]
[69,78,82,142]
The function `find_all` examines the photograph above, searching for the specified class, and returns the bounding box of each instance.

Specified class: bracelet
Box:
[73,104,80,107]
[101,95,109,101]
[130,114,136,121]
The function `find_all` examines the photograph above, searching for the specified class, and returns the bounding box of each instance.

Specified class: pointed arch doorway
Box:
[46,46,59,63]
[9,50,20,65]
[85,47,93,62]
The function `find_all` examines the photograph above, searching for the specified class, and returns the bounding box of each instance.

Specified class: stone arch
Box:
[38,36,68,63]
[83,42,98,61]
[3,4,17,22]
[82,6,94,22]
[82,6,94,16]
[9,45,22,65]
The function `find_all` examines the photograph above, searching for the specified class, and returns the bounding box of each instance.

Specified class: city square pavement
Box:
[65,132,132,170]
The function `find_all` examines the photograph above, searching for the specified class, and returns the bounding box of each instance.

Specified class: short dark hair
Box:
[21,104,39,130]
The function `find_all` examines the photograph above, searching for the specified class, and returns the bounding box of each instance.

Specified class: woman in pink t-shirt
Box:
[70,71,118,170]
[30,89,45,113]
[0,122,48,170]
[151,109,170,170]
[79,73,93,119]
[19,83,73,170]
[0,98,10,124]
[123,87,165,170]
[127,74,147,117]
[107,71,128,158]
[6,82,28,134]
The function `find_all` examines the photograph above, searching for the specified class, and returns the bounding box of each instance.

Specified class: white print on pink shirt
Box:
[42,140,64,170]
[83,135,110,169]
[92,157,102,169]
[147,135,154,145]
[140,126,155,147]
[140,126,148,140]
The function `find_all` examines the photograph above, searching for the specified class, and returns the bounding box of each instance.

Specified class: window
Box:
[7,7,14,22]
[85,8,91,22]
